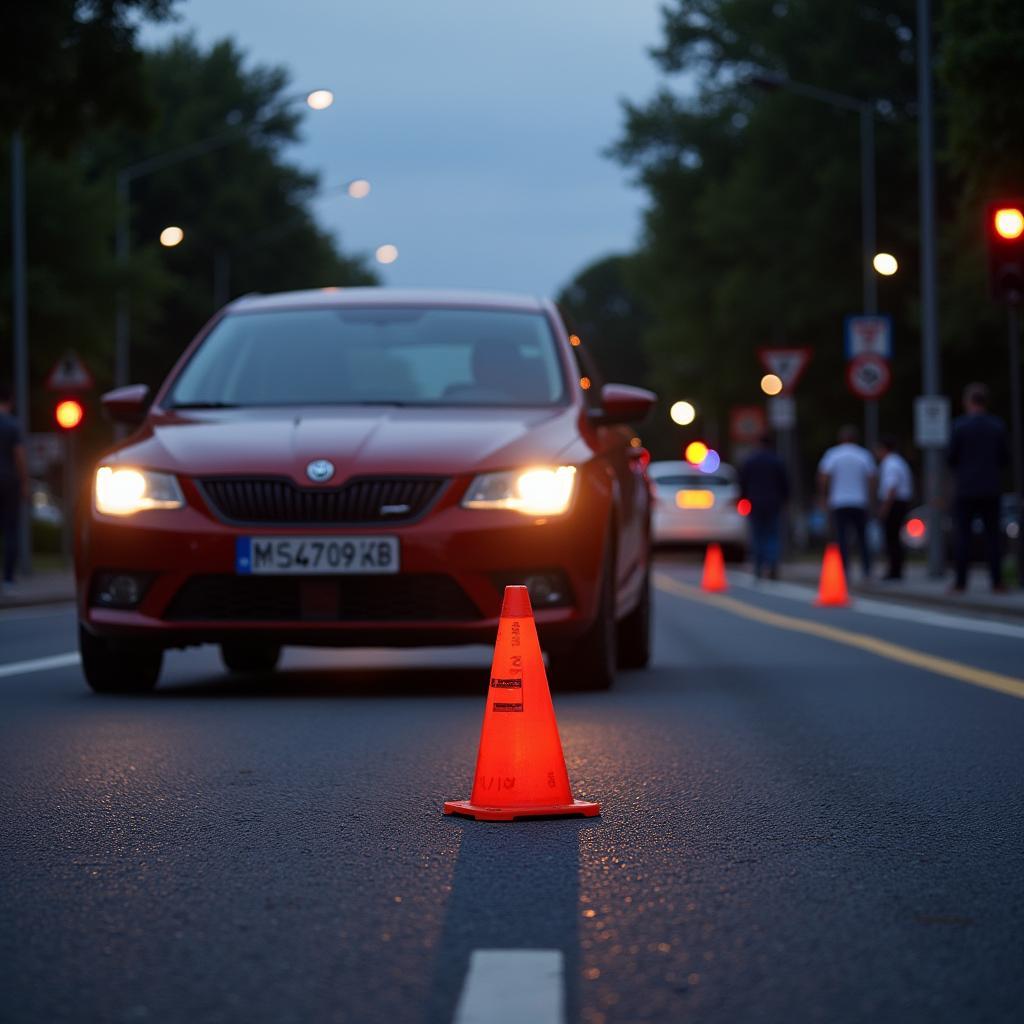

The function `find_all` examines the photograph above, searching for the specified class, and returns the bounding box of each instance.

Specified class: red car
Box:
[76,288,656,693]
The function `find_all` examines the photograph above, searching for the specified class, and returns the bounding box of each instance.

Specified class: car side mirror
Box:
[101,384,150,425]
[589,383,657,426]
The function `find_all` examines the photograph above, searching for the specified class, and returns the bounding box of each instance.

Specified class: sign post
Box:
[844,315,892,449]
[758,347,813,549]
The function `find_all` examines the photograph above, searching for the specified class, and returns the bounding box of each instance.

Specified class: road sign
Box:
[846,354,891,399]
[767,395,796,429]
[757,347,812,391]
[914,395,951,448]
[729,405,766,443]
[844,315,893,360]
[45,351,94,392]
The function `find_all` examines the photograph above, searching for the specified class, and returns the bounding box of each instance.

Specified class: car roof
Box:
[227,287,549,315]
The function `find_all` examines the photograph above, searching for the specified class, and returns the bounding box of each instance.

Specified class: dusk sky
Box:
[142,1,669,297]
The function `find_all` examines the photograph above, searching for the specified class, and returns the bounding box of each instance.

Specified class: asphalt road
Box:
[2,557,1023,1024]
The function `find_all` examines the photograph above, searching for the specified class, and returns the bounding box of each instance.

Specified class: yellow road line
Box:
[653,572,1024,702]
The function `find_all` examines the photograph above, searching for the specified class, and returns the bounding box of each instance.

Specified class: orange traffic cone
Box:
[816,543,850,607]
[701,543,728,592]
[444,586,601,822]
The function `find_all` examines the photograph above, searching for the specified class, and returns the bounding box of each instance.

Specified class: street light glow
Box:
[669,400,696,426]
[993,207,1024,240]
[760,373,783,396]
[305,89,335,111]
[159,226,184,247]
[873,252,898,275]
[347,179,371,199]
[375,244,399,265]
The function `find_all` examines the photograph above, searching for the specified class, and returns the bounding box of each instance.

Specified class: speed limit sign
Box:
[846,353,891,399]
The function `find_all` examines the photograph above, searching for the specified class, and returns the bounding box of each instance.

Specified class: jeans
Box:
[0,478,19,583]
[749,512,781,578]
[883,499,909,579]
[953,495,1002,588]
[832,505,871,578]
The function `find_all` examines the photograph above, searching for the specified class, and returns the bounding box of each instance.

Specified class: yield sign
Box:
[757,347,813,391]
[45,350,94,392]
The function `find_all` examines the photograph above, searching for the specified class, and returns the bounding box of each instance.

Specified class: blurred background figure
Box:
[0,382,28,590]
[739,432,790,580]
[948,383,1009,593]
[817,424,876,580]
[874,435,914,581]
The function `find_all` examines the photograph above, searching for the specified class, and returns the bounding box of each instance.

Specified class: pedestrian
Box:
[0,382,29,591]
[817,424,876,579]
[874,435,914,581]
[739,432,790,580]
[947,382,1009,592]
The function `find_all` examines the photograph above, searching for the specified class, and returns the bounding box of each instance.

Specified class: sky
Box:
[141,0,667,298]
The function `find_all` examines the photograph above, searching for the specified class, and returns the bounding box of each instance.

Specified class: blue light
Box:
[699,449,721,473]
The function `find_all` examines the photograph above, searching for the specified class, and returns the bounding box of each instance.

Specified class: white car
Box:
[649,460,748,560]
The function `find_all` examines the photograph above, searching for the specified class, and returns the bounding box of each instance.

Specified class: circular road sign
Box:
[846,353,891,399]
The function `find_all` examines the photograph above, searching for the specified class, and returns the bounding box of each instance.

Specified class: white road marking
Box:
[0,652,80,679]
[725,571,1024,640]
[453,949,564,1024]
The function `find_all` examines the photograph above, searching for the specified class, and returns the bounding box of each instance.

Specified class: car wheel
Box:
[79,625,162,694]
[548,542,616,691]
[220,641,281,674]
[616,565,651,670]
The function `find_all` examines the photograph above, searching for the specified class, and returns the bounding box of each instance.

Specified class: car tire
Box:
[548,542,616,692]
[616,565,651,670]
[220,641,281,674]
[79,625,162,694]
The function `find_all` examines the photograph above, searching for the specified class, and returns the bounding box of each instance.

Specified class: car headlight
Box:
[94,466,185,516]
[462,466,577,516]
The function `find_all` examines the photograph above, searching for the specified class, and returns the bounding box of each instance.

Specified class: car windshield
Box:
[167,306,567,408]
[653,474,734,488]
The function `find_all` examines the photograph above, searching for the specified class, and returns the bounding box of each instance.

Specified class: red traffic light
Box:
[993,207,1024,240]
[986,199,1024,302]
[55,399,84,430]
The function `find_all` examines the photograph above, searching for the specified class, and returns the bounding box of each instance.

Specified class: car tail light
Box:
[736,498,752,517]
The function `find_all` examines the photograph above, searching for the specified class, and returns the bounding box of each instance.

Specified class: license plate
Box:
[236,536,400,575]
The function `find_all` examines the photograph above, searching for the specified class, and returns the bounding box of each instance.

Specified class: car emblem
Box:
[306,459,335,483]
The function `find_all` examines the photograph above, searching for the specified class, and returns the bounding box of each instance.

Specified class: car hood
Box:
[111,406,582,483]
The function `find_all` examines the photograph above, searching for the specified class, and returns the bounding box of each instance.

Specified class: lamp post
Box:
[114,89,333,386]
[9,131,31,574]
[749,72,882,448]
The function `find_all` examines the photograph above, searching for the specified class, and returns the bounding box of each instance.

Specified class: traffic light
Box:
[986,200,1024,303]
[55,398,84,430]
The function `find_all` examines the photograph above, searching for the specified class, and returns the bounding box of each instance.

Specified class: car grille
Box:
[198,476,446,525]
[163,574,482,622]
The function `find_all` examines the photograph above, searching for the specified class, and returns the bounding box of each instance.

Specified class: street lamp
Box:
[375,244,399,265]
[159,226,184,248]
[669,400,696,426]
[346,179,371,199]
[873,252,898,276]
[114,87,334,387]
[760,373,783,396]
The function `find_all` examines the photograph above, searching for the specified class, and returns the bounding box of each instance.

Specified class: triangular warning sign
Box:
[45,351,94,392]
[757,347,812,390]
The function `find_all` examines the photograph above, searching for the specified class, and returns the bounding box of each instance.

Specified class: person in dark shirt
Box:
[739,432,790,579]
[0,381,29,587]
[947,382,1009,592]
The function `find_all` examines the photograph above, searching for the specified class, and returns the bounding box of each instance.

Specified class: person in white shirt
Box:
[817,424,877,578]
[874,435,914,580]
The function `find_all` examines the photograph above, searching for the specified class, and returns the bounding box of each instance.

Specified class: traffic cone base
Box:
[701,542,728,592]
[816,542,850,607]
[445,585,601,822]
[443,798,601,822]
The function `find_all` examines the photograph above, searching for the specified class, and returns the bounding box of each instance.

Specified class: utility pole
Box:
[917,0,945,578]
[10,131,32,576]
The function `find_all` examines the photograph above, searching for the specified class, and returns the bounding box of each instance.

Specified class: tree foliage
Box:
[611,0,1021,468]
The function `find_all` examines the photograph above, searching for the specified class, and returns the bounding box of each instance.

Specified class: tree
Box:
[1,0,178,150]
